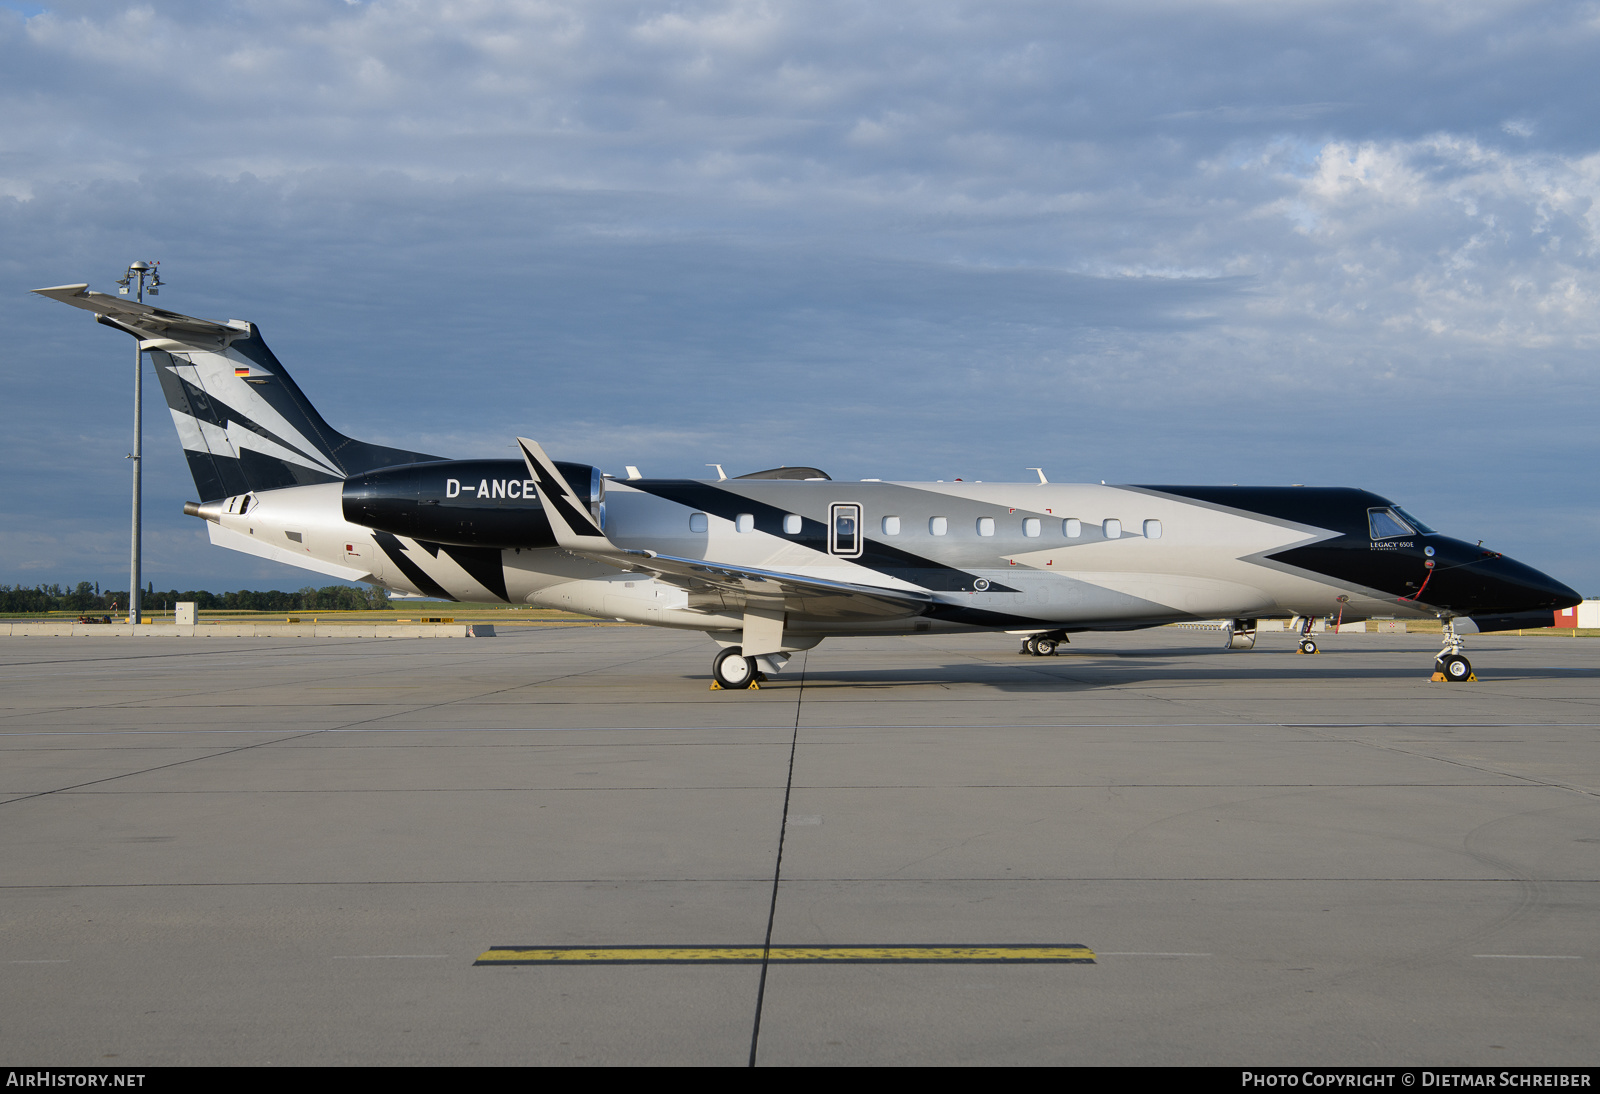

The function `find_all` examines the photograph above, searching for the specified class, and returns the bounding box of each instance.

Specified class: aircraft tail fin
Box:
[33,284,443,500]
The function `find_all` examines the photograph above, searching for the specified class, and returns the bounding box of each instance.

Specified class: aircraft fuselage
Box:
[195,465,1577,639]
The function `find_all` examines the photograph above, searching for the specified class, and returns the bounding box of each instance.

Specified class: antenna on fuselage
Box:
[1027,468,1048,484]
[707,464,727,481]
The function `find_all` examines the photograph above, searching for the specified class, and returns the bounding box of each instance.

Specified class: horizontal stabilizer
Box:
[32,284,247,343]
[37,281,443,499]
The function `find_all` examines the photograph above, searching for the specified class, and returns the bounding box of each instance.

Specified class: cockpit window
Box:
[1367,508,1415,540]
[1391,506,1436,535]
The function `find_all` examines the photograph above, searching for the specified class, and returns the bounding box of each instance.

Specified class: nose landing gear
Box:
[1295,615,1320,655]
[1431,617,1476,682]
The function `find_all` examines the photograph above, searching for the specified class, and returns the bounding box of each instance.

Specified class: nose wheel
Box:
[1295,615,1321,655]
[1430,617,1477,682]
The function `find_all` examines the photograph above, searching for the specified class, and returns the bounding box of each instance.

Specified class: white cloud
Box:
[4,1,1600,587]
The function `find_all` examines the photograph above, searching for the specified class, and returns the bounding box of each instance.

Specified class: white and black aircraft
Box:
[35,283,1581,688]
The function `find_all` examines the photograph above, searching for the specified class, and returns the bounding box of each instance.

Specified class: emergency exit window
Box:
[830,503,863,557]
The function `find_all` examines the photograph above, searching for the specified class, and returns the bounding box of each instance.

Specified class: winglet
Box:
[516,437,612,550]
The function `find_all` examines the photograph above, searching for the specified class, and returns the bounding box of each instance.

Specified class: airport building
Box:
[1553,598,1600,628]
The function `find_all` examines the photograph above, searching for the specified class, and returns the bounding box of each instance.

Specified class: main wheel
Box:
[1034,639,1057,656]
[1439,653,1472,682]
[713,647,757,689]
[1022,637,1039,656]
[1299,638,1318,655]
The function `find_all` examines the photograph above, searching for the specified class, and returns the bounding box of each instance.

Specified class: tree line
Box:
[1,582,393,613]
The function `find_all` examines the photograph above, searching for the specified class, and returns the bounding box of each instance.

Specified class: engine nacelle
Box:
[341,458,602,548]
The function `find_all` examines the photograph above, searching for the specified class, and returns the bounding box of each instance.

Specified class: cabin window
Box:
[1064,518,1081,538]
[929,516,948,536]
[830,503,863,557]
[1104,519,1121,539]
[1022,517,1041,537]
[736,513,754,533]
[977,517,995,537]
[1143,519,1162,540]
[882,515,901,535]
[783,513,802,535]
[689,512,708,533]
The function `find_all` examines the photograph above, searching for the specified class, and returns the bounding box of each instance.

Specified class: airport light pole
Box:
[115,261,162,623]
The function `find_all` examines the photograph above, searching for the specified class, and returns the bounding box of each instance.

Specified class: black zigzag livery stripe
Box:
[178,446,243,504]
[390,538,507,602]
[1135,485,1579,613]
[224,331,443,474]
[624,480,1014,594]
[922,602,1055,629]
[520,443,606,539]
[438,544,510,603]
[164,370,340,477]
[149,332,444,501]
[1132,485,1375,536]
[373,532,457,601]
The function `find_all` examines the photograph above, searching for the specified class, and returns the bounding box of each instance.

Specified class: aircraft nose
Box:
[1477,552,1581,612]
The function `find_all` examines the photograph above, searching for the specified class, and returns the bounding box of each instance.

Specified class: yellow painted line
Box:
[475,944,1095,965]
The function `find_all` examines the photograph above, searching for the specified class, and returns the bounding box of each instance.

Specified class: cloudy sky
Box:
[3,0,1598,594]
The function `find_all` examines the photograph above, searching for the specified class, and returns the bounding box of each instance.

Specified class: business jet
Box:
[34,283,1580,689]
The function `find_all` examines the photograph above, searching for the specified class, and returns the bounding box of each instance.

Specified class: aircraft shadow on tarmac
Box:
[701,646,1597,692]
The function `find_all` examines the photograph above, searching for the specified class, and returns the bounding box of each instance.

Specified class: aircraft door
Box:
[829,503,863,558]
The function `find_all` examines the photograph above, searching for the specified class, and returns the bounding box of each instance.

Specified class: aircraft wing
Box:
[31,284,246,342]
[517,437,930,620]
[610,551,934,617]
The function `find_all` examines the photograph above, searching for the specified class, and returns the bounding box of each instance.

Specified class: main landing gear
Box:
[711,647,763,690]
[1431,617,1475,682]
[1019,631,1069,656]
